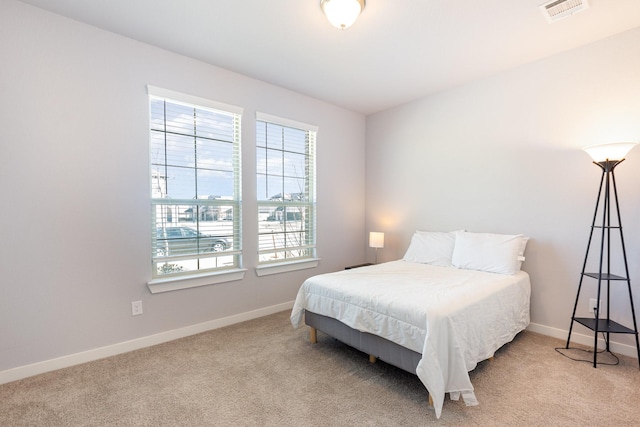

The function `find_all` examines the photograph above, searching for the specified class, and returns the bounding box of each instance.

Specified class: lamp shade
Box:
[583,142,638,162]
[321,0,365,29]
[369,231,384,249]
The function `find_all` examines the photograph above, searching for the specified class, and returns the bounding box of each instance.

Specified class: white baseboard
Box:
[527,322,638,358]
[0,301,294,385]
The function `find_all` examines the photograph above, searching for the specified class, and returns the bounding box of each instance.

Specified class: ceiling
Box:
[17,0,640,115]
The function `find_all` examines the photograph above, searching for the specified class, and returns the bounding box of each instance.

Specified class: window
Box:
[256,113,317,269]
[148,87,242,281]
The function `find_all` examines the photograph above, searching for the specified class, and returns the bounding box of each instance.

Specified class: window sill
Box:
[147,268,247,294]
[255,258,320,277]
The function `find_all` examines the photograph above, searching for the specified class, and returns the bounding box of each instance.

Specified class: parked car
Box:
[155,226,229,256]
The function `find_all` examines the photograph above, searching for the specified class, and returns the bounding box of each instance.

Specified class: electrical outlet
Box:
[131,300,143,316]
[588,298,601,314]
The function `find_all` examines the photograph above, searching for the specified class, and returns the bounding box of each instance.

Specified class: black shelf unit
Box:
[565,158,640,368]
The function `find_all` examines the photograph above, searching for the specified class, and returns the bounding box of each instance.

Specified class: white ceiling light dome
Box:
[321,0,365,30]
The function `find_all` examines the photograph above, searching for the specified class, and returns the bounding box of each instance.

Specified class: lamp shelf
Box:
[573,317,637,335]
[582,272,627,281]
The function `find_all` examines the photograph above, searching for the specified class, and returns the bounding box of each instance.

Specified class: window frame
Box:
[146,86,246,292]
[255,112,319,276]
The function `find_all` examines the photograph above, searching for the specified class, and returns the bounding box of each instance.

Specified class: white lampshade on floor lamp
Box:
[583,142,638,167]
[369,231,384,264]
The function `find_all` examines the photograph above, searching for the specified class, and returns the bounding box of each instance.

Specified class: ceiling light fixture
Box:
[321,0,365,30]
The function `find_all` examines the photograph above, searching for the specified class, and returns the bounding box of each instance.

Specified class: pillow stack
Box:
[403,230,528,275]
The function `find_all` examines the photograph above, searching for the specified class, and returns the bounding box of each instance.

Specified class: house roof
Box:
[17,0,640,115]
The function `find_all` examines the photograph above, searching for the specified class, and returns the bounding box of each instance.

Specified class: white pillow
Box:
[451,231,528,275]
[403,231,457,267]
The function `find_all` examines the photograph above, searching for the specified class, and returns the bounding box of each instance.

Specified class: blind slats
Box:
[256,114,316,265]
[150,90,242,279]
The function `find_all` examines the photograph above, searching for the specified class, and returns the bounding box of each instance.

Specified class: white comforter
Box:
[290,260,530,418]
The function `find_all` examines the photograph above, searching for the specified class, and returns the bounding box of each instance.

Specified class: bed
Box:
[290,230,531,418]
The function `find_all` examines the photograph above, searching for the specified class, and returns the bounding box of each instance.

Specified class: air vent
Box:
[540,0,589,23]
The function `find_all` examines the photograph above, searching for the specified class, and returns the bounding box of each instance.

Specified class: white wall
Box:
[366,27,640,352]
[0,0,366,376]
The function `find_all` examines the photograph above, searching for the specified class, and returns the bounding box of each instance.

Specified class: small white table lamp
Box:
[369,232,384,264]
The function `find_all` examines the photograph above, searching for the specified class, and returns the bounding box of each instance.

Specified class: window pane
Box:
[283,127,306,153]
[197,139,233,172]
[165,133,195,168]
[197,169,234,199]
[283,151,305,179]
[195,108,236,142]
[265,122,283,150]
[283,177,305,199]
[257,175,268,202]
[266,148,284,176]
[164,103,194,135]
[165,166,195,199]
[150,131,166,166]
[267,176,284,199]
[256,121,267,147]
[150,99,166,132]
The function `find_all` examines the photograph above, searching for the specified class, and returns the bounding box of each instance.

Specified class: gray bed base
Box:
[305,311,422,374]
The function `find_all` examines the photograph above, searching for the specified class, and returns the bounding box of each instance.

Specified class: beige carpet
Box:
[1,310,639,426]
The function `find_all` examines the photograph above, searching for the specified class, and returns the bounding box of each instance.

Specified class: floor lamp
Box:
[565,142,640,368]
[369,232,384,264]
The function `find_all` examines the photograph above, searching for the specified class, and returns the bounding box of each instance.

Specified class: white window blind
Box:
[149,87,242,279]
[256,113,317,265]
